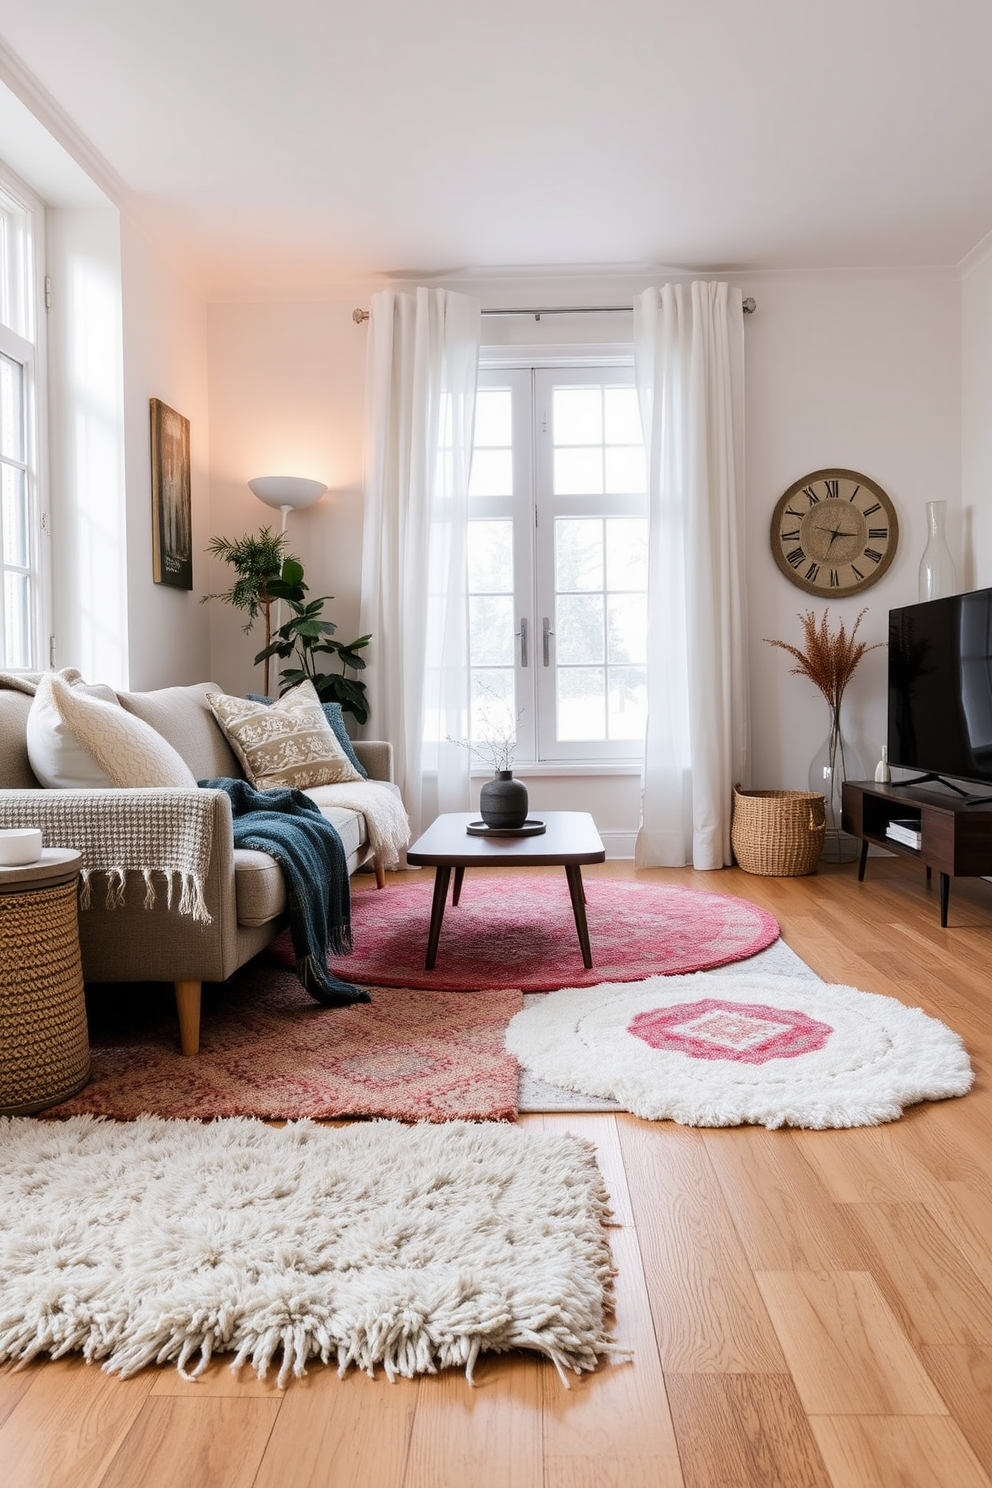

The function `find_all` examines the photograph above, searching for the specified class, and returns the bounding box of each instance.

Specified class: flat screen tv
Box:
[888,587,992,797]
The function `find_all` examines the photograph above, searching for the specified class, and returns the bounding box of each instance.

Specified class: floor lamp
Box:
[247,475,327,693]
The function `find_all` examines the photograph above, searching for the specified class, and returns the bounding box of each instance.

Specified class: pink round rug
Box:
[320,877,779,991]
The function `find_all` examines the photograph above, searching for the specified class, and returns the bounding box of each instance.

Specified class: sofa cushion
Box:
[27,675,197,789]
[0,689,40,788]
[206,681,364,791]
[119,682,243,780]
[248,694,368,779]
[233,848,287,926]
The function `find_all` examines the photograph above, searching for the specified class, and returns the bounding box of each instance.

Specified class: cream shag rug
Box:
[507,972,974,1128]
[0,1117,615,1386]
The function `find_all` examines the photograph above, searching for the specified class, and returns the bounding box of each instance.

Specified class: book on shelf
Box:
[886,818,922,848]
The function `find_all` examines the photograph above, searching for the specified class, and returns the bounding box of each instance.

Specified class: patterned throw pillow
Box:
[247,693,368,779]
[207,680,364,791]
[27,673,198,789]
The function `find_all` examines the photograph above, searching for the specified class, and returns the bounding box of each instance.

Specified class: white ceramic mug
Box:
[0,828,44,866]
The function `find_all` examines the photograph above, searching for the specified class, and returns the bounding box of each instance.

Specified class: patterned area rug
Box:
[51,959,520,1122]
[331,876,780,991]
[0,1118,614,1384]
[507,966,974,1128]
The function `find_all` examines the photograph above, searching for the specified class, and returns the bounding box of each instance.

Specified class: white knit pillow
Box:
[206,680,363,790]
[27,673,197,789]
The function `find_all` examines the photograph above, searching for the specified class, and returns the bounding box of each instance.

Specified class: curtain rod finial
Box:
[353,307,370,324]
[742,296,756,314]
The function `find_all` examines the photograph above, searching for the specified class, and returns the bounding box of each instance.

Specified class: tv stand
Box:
[842,780,992,926]
[891,772,992,805]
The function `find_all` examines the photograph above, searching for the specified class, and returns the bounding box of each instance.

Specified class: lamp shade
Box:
[248,476,327,511]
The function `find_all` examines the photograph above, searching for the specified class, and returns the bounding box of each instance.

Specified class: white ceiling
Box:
[1,0,991,298]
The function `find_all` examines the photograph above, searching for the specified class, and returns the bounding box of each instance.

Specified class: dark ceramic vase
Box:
[478,770,529,830]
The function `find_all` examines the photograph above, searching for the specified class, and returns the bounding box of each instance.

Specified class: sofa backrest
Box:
[118,683,244,781]
[0,689,40,788]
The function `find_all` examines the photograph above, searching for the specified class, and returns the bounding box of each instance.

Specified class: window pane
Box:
[553,387,602,444]
[604,387,642,444]
[605,445,646,495]
[3,569,29,669]
[474,387,512,446]
[0,353,24,462]
[608,667,648,739]
[471,668,516,748]
[470,595,515,666]
[557,667,606,740]
[1,463,27,568]
[607,595,647,664]
[557,594,604,664]
[468,519,513,592]
[553,447,603,496]
[606,518,648,591]
[556,519,603,591]
[469,448,513,499]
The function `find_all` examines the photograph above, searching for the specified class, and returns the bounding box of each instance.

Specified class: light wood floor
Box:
[2,856,992,1488]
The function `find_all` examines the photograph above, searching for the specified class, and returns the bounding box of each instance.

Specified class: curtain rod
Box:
[352,296,756,325]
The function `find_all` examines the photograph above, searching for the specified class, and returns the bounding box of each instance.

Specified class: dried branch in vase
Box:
[765,608,881,714]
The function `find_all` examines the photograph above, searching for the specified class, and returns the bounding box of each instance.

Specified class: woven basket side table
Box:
[0,849,90,1115]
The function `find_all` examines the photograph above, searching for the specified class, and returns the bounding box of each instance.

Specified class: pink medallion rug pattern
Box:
[325,877,780,992]
[49,960,521,1123]
[628,998,833,1065]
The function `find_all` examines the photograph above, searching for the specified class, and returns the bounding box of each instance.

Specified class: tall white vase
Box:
[918,500,956,602]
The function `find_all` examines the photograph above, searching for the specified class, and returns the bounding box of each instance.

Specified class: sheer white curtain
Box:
[633,281,747,868]
[360,287,481,839]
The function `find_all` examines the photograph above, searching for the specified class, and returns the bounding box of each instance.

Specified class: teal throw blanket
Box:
[199,777,369,1007]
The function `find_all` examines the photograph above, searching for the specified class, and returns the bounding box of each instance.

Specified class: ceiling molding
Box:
[958,228,992,279]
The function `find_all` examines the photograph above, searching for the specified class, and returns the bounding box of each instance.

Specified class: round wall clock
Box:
[770,468,898,597]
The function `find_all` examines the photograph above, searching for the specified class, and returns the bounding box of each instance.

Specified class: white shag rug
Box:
[0,1117,616,1386]
[507,972,974,1128]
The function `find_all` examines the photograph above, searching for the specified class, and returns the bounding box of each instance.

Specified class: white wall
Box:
[744,272,962,790]
[963,243,992,589]
[205,271,963,847]
[47,207,130,686]
[119,214,211,688]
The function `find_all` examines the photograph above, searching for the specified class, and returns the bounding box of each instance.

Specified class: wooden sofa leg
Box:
[374,855,386,890]
[174,980,202,1056]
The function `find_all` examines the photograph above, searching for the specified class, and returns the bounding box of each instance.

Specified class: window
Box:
[0,166,45,671]
[468,365,647,764]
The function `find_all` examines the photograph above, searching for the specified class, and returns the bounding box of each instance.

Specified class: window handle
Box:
[515,617,528,668]
[542,616,554,667]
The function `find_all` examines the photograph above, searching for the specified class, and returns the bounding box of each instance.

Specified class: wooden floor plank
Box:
[754,1270,948,1416]
[0,1360,155,1488]
[664,1373,832,1488]
[252,1370,418,1488]
[919,1344,992,1476]
[618,1117,788,1374]
[808,1415,991,1488]
[402,1358,545,1488]
[701,1127,866,1271]
[98,1396,280,1488]
[841,1200,992,1348]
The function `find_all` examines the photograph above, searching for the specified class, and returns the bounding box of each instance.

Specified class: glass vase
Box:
[918,499,956,603]
[808,711,866,864]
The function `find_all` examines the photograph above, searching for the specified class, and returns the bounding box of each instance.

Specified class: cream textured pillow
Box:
[206,681,364,790]
[27,673,198,789]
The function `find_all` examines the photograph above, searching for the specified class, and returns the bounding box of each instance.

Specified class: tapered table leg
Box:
[425,865,452,969]
[940,871,950,927]
[452,866,465,905]
[858,838,869,881]
[565,864,593,969]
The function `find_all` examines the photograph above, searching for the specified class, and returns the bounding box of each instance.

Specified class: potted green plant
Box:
[202,528,288,696]
[254,558,372,725]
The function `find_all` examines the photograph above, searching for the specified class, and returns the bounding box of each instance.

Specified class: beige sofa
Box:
[0,681,395,1056]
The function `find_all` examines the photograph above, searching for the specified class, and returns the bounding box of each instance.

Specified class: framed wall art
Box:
[150,397,192,590]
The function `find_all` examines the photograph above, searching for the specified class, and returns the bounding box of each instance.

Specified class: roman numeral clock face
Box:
[771,468,898,596]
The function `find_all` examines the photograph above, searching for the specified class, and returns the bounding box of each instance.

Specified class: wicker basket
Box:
[731,785,826,876]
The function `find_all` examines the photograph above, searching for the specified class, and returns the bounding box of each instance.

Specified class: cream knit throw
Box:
[0,790,215,922]
[305,780,410,869]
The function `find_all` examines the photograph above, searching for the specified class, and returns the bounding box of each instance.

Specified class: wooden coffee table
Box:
[406,810,606,971]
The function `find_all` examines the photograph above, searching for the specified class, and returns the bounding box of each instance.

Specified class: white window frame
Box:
[0,160,48,673]
[469,358,647,767]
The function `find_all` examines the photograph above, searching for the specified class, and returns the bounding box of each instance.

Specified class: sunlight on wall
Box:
[49,209,128,687]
